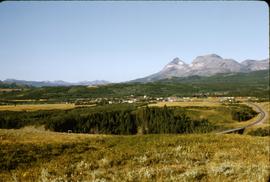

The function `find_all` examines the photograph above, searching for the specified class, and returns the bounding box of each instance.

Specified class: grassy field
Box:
[0,103,75,111]
[0,103,96,111]
[148,100,222,107]
[0,88,22,92]
[1,100,265,130]
[0,128,269,182]
[0,100,268,181]
[0,98,222,112]
[148,101,262,129]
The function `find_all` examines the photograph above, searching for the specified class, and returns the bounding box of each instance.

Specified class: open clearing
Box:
[0,100,221,112]
[149,101,242,129]
[0,88,22,92]
[0,103,75,111]
[149,101,221,107]
[149,101,270,130]
[0,128,269,182]
[0,103,96,111]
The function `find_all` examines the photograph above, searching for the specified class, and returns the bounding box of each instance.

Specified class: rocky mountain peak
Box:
[169,57,185,65]
[241,58,269,71]
[194,54,222,60]
[131,54,269,82]
[163,57,188,71]
[205,54,222,58]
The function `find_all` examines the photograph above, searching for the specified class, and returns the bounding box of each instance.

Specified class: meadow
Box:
[0,103,95,111]
[0,99,268,181]
[0,99,264,132]
[0,103,75,111]
[148,100,266,130]
[148,101,221,108]
[0,128,269,182]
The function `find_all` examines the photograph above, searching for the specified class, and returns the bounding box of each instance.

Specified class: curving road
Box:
[216,102,267,134]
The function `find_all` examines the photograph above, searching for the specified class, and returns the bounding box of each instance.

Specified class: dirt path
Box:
[217,102,267,134]
[245,102,268,127]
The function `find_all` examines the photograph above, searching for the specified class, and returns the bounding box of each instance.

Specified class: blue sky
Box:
[0,1,268,82]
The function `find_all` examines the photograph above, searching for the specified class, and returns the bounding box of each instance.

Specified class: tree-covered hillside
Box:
[0,70,269,100]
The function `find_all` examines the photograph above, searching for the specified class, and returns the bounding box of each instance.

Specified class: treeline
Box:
[231,105,258,122]
[0,106,215,134]
[46,111,137,134]
[0,110,54,129]
[0,70,269,100]
[0,81,29,89]
[0,104,138,129]
[136,106,213,134]
[45,106,214,134]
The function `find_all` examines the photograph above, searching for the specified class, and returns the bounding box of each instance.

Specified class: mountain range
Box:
[2,79,110,87]
[2,54,269,87]
[133,54,269,82]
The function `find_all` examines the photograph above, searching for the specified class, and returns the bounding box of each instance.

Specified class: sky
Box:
[0,1,268,82]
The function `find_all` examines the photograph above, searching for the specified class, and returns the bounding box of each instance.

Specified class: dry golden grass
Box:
[10,99,48,102]
[149,101,221,107]
[0,103,96,111]
[0,128,269,182]
[0,103,75,111]
[0,127,108,145]
[0,88,22,92]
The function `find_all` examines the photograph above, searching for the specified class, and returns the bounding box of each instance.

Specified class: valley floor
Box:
[0,128,269,182]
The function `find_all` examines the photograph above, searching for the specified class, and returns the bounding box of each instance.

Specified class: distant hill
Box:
[241,59,269,71]
[0,80,30,89]
[2,79,110,87]
[132,54,269,82]
[0,70,268,100]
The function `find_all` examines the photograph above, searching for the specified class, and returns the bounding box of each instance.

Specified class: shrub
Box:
[247,127,270,137]
[231,106,257,122]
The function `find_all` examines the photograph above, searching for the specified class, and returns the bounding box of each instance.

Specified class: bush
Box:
[231,106,257,122]
[247,127,270,137]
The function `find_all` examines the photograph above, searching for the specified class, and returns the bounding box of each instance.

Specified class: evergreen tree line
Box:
[137,106,213,134]
[44,106,214,134]
[0,106,215,134]
[1,70,269,100]
[0,110,51,129]
[45,111,137,134]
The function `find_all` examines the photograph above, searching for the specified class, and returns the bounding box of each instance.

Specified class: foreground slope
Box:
[0,129,269,182]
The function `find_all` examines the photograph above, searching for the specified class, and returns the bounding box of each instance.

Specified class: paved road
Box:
[216,102,267,134]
